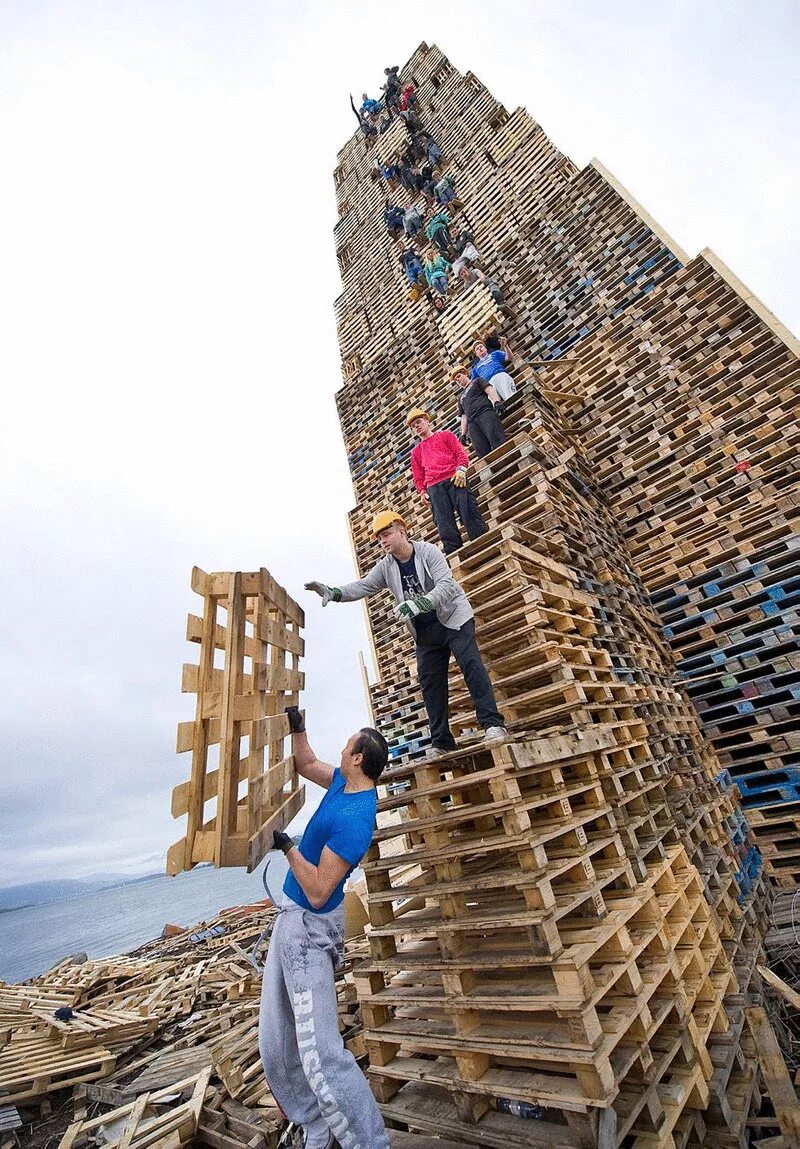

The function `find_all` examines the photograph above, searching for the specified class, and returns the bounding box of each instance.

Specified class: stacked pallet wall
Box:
[332,42,779,1147]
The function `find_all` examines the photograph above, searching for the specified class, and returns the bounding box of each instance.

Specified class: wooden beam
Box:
[746,1007,800,1145]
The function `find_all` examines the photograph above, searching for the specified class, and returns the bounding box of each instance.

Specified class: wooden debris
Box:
[5,896,364,1149]
[759,966,800,1012]
[746,1008,800,1147]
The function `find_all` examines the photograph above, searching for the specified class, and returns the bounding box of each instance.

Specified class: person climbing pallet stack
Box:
[323,41,789,1148]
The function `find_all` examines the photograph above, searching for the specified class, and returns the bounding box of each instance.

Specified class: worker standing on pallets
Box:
[453,366,507,459]
[259,708,391,1149]
[305,511,507,757]
[406,407,488,551]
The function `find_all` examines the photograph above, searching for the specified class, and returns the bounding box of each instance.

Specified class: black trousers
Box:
[468,407,507,459]
[427,478,488,554]
[431,227,452,254]
[416,619,505,750]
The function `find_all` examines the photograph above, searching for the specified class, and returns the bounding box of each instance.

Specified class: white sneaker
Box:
[426,745,449,759]
[484,726,508,744]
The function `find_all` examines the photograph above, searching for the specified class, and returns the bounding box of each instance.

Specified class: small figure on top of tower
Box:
[452,366,507,459]
[402,202,425,240]
[381,66,402,113]
[399,105,424,133]
[399,82,417,111]
[433,172,457,207]
[423,248,451,305]
[415,159,436,202]
[360,92,382,118]
[407,407,488,554]
[399,247,426,301]
[425,208,454,255]
[383,200,405,240]
[374,158,400,185]
[451,229,480,274]
[349,94,377,137]
[458,264,505,306]
[471,334,517,401]
[304,510,507,758]
[424,135,443,167]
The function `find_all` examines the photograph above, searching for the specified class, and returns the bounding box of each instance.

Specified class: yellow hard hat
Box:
[450,365,469,380]
[405,407,431,427]
[371,510,408,537]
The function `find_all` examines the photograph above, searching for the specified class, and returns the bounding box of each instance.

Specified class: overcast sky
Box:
[1,1,798,886]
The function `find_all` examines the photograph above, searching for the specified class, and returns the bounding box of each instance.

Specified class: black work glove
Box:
[459,432,468,445]
[272,830,294,855]
[285,705,305,733]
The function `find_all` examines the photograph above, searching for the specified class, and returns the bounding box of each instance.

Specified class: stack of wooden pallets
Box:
[328,40,796,1148]
[546,251,800,886]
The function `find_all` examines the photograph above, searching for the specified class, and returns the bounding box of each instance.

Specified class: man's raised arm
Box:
[285,706,335,789]
[305,560,388,605]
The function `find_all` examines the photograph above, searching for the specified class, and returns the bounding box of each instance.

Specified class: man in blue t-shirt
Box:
[258,708,390,1149]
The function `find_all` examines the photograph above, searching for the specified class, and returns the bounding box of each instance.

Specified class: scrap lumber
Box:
[7,896,364,1149]
[759,966,800,1012]
[746,1008,800,1147]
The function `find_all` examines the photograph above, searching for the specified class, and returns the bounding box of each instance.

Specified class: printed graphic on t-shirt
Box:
[399,564,423,599]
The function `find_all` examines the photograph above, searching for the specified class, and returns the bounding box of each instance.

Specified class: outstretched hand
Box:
[305,581,334,607]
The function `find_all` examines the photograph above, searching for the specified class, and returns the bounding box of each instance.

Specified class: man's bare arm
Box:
[292,729,336,789]
[284,845,351,910]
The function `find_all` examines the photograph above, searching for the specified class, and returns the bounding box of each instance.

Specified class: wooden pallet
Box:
[166,567,305,874]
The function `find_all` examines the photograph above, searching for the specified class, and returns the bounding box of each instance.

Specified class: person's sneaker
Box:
[426,745,451,759]
[484,726,509,744]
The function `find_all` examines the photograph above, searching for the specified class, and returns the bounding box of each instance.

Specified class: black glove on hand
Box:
[272,829,294,855]
[285,705,305,733]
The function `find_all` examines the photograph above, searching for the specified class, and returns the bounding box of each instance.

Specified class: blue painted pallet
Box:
[734,767,800,808]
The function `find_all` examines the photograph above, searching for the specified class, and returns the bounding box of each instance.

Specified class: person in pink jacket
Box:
[407,407,489,553]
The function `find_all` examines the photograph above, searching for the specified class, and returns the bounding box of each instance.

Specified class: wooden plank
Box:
[758,966,800,1012]
[746,1007,800,1143]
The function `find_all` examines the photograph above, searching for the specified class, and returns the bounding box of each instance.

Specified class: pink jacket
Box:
[410,430,469,491]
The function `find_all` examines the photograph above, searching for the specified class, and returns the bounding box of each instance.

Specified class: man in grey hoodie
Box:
[305,511,506,757]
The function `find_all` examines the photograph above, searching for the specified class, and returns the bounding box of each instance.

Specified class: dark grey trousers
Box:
[427,478,488,554]
[468,407,507,458]
[416,618,505,750]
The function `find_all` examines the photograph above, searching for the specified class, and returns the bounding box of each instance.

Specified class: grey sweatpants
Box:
[259,899,389,1149]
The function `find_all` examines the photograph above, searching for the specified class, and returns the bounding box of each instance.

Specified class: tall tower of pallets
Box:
[332,43,797,1147]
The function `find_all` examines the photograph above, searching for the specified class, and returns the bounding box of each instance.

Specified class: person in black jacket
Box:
[383,201,404,239]
[453,366,507,459]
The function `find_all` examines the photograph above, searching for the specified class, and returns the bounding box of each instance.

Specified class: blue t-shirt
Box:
[283,769,377,914]
[471,349,507,382]
[395,554,436,628]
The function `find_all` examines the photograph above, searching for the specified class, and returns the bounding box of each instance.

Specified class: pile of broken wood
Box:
[0,900,368,1149]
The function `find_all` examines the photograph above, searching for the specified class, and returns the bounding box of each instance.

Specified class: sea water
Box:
[0,864,270,983]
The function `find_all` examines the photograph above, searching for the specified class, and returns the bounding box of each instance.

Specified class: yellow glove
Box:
[453,467,467,488]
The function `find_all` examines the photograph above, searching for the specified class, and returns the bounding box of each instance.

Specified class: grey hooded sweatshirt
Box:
[338,540,473,637]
